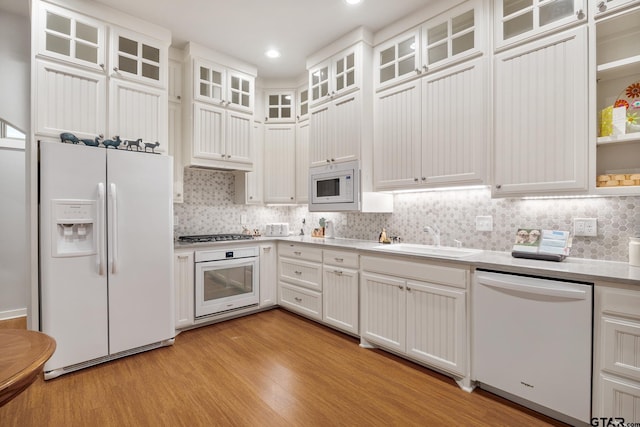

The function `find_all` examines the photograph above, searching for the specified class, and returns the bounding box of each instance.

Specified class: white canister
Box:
[630,237,640,267]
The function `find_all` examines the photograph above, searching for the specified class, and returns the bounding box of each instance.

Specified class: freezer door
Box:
[40,141,109,371]
[106,149,174,354]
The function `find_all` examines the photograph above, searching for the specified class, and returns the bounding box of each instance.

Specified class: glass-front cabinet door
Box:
[422,0,482,71]
[227,70,254,112]
[194,58,226,105]
[297,86,309,121]
[265,91,295,123]
[375,29,421,89]
[333,48,358,96]
[494,0,586,49]
[37,2,105,71]
[111,27,164,87]
[310,63,330,104]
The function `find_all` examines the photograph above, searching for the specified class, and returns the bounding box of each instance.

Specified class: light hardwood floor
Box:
[1,309,567,426]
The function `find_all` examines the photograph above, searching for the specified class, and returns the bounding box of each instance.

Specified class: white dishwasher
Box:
[473,270,592,425]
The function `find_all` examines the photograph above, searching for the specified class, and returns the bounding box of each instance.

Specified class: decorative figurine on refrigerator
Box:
[124,138,142,151]
[102,136,122,149]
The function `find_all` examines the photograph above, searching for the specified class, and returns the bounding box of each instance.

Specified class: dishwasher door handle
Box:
[478,276,588,300]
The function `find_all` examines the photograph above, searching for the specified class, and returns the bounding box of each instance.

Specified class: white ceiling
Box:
[88,0,433,80]
[0,0,434,79]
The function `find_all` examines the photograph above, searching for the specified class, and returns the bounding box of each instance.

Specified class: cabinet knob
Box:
[423,65,428,73]
[221,154,226,158]
[421,177,426,181]
[249,196,253,200]
[177,95,181,100]
[415,68,421,74]
[576,9,585,19]
[113,67,119,72]
[290,196,294,200]
[330,158,335,162]
[399,285,405,290]
[265,117,268,122]
[227,155,231,159]
[495,184,502,190]
[326,159,331,163]
[294,297,302,303]
[414,178,419,182]
[99,63,105,70]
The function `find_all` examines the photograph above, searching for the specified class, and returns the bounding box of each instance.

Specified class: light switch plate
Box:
[476,215,493,231]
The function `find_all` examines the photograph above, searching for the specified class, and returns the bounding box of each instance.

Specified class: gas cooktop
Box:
[178,234,254,243]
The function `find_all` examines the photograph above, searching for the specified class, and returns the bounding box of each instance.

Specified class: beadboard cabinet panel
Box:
[193,103,224,160]
[493,26,588,196]
[360,271,406,353]
[263,124,296,203]
[373,80,422,190]
[35,59,106,139]
[421,58,486,185]
[109,78,167,153]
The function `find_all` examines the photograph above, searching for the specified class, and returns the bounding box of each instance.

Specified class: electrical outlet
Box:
[573,218,597,237]
[240,214,247,225]
[475,215,493,231]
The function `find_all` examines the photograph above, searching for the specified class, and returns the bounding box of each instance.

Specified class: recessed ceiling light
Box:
[265,49,281,59]
[345,0,362,4]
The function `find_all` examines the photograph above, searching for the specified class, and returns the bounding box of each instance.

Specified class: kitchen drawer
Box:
[279,257,322,291]
[323,249,359,269]
[279,282,322,321]
[599,285,640,320]
[278,242,323,262]
[601,316,640,382]
[361,255,468,289]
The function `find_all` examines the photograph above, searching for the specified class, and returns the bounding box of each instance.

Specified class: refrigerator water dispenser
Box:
[51,200,97,257]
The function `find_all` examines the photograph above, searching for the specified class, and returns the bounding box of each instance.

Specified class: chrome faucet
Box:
[423,225,440,246]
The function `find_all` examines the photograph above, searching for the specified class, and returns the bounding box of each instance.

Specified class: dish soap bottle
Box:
[379,228,390,244]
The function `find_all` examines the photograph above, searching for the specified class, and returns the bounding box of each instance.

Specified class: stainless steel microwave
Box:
[309,160,360,212]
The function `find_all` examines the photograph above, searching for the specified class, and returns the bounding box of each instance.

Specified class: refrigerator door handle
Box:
[109,183,118,274]
[97,183,106,276]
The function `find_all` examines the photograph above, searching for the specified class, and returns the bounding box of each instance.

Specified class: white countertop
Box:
[176,235,640,286]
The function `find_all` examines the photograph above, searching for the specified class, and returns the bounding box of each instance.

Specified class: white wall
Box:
[0,9,29,319]
[0,9,30,133]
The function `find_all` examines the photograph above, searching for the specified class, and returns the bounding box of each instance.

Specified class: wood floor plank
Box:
[0,309,568,426]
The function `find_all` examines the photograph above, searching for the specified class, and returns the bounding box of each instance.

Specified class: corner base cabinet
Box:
[360,255,470,389]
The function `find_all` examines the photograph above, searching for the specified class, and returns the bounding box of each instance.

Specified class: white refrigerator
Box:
[39,141,175,379]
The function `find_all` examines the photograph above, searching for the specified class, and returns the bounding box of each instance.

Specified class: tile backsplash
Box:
[175,168,640,262]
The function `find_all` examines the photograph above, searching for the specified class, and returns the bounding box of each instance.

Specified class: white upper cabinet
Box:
[295,120,310,203]
[374,0,484,90]
[309,92,362,167]
[194,58,254,113]
[297,85,310,122]
[32,0,169,153]
[592,0,640,18]
[309,44,361,106]
[263,124,297,203]
[36,1,106,71]
[109,26,165,87]
[374,58,487,191]
[493,26,588,196]
[494,0,587,50]
[264,90,296,123]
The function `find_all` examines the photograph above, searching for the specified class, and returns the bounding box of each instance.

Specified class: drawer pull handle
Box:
[294,271,302,275]
[334,258,344,262]
[334,270,343,276]
[294,297,302,303]
[294,251,302,256]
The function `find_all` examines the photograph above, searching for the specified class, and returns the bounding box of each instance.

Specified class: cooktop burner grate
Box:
[178,234,254,243]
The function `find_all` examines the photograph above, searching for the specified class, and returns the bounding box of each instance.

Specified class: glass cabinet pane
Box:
[427,22,448,44]
[76,22,97,44]
[380,46,395,66]
[282,95,291,105]
[503,0,533,17]
[398,57,415,77]
[398,38,415,57]
[142,63,159,80]
[269,108,278,119]
[119,37,137,56]
[504,11,533,39]
[539,0,574,26]
[46,12,70,35]
[142,44,160,63]
[452,32,474,55]
[428,44,447,64]
[76,42,97,63]
[46,34,70,56]
[380,65,395,83]
[118,55,137,74]
[241,94,249,108]
[452,10,474,34]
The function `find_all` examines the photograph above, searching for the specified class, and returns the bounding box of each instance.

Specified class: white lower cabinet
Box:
[360,255,469,387]
[174,249,194,330]
[278,243,323,321]
[259,243,277,307]
[593,283,640,421]
[322,249,359,335]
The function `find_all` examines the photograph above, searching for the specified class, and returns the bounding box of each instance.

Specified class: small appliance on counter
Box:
[265,223,290,237]
[324,220,335,239]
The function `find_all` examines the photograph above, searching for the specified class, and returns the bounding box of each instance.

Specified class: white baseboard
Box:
[0,308,27,321]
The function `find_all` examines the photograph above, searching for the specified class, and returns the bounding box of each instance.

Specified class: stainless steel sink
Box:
[372,243,482,258]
